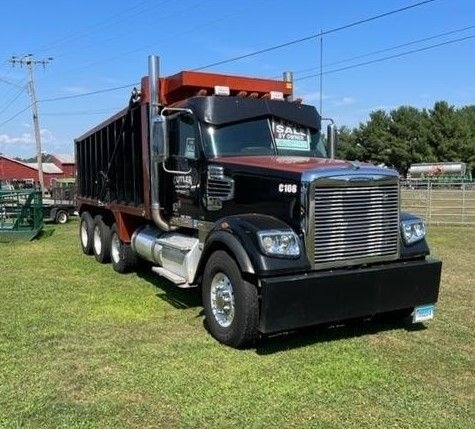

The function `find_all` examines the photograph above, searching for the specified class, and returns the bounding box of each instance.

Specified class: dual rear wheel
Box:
[79,212,136,273]
[92,215,111,263]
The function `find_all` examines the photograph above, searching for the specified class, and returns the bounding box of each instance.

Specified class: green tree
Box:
[353,110,393,167]
[338,101,475,177]
[335,126,361,160]
[427,101,471,163]
[386,106,434,174]
[457,105,475,176]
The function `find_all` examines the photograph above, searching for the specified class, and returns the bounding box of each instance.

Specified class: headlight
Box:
[400,218,426,245]
[257,230,300,257]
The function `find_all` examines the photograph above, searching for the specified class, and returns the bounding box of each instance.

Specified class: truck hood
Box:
[213,155,399,183]
[214,155,389,176]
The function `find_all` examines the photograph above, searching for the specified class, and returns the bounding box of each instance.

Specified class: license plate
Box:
[413,304,435,323]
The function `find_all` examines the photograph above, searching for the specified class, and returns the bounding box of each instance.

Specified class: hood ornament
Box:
[348,160,361,170]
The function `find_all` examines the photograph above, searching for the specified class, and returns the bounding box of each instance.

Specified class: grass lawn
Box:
[0,221,473,428]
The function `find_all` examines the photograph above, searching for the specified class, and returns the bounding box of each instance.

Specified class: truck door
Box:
[160,113,203,225]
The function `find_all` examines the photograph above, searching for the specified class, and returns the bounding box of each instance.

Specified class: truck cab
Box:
[159,95,325,225]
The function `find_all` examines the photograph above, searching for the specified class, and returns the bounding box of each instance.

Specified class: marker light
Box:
[214,85,230,96]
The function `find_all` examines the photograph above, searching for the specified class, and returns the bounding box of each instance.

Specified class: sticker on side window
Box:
[273,122,310,151]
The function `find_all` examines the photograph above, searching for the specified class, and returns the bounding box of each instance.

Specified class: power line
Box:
[295,34,475,81]
[42,108,123,116]
[292,23,475,75]
[0,104,32,127]
[193,0,439,70]
[0,84,136,125]
[34,0,163,58]
[40,83,138,103]
[0,85,28,117]
[43,0,268,79]
[6,33,470,121]
[0,76,25,89]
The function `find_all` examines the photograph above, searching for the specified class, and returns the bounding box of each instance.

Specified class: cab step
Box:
[151,266,197,288]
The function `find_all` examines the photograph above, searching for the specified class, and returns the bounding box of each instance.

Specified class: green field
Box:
[0,221,473,428]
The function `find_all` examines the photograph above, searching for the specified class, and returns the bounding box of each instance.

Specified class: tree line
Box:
[14,154,55,163]
[336,101,475,177]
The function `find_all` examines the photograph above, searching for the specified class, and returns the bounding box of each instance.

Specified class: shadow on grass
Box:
[136,267,201,310]
[256,319,427,355]
[36,227,55,239]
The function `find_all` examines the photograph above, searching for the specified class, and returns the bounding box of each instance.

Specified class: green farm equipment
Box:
[0,189,43,242]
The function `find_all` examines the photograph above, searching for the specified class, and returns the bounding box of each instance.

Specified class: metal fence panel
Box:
[401,181,475,225]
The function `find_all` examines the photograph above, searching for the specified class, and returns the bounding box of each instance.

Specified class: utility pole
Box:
[319,29,323,116]
[9,54,53,194]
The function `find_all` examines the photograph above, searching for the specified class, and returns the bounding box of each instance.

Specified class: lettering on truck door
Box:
[162,113,202,226]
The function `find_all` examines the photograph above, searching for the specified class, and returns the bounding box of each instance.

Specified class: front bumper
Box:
[259,258,442,334]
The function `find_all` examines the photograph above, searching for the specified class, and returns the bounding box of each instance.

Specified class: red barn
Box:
[51,154,75,177]
[0,154,75,190]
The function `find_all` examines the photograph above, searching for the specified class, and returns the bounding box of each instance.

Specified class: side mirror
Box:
[151,107,193,164]
[151,115,167,163]
[326,123,337,159]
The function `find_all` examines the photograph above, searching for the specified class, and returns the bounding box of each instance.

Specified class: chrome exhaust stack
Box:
[283,71,293,102]
[322,117,337,159]
[148,54,174,231]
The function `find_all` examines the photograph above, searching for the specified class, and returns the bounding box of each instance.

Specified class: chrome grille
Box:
[207,165,234,201]
[207,178,234,199]
[313,183,399,266]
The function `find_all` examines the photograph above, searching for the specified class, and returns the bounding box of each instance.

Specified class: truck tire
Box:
[55,209,69,224]
[79,212,94,255]
[93,215,111,263]
[110,223,137,273]
[202,250,259,348]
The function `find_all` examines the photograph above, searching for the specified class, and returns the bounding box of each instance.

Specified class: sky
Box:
[0,0,473,159]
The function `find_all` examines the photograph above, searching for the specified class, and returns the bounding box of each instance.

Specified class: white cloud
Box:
[332,97,357,107]
[301,92,321,103]
[0,132,33,146]
[0,128,56,155]
[63,86,90,94]
[298,91,331,103]
[358,104,395,114]
[100,77,120,85]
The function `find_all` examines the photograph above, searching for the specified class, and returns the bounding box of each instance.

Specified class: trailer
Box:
[42,202,75,224]
[75,55,441,347]
[0,189,43,242]
[42,180,77,224]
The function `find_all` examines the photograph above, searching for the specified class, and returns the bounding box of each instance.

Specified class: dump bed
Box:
[75,104,148,209]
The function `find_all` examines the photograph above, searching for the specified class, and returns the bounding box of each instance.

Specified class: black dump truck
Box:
[75,55,442,347]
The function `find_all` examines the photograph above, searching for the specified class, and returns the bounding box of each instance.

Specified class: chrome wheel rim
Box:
[93,225,102,255]
[111,233,120,263]
[210,272,235,328]
[80,222,88,247]
[57,212,67,224]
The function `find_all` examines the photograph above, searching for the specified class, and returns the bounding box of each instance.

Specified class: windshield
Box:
[202,118,326,158]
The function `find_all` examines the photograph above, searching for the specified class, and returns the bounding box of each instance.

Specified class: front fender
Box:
[195,214,310,284]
